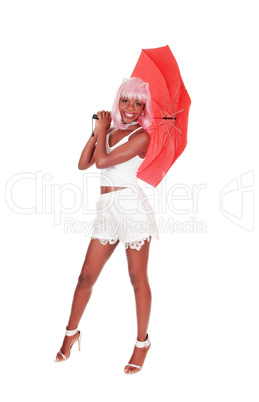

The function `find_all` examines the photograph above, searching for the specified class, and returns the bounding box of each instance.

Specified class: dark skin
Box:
[56,98,152,373]
[78,113,150,169]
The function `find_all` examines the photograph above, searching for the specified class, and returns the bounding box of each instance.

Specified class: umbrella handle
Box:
[91,114,99,136]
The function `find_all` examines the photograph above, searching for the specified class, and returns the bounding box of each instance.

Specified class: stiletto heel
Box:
[124,334,151,375]
[78,332,82,351]
[54,327,81,362]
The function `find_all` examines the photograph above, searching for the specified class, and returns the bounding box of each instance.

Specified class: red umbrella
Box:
[131,45,191,187]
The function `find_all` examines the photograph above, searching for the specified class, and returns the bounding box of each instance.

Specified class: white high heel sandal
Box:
[54,327,81,362]
[124,334,151,375]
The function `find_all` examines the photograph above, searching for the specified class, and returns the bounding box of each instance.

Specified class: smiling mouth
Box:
[124,112,135,119]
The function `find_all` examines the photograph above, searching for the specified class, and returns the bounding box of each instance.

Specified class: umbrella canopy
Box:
[131,45,191,187]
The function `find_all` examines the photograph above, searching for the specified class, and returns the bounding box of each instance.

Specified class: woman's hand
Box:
[95,110,111,134]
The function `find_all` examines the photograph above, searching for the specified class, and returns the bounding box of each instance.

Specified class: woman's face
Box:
[119,97,145,124]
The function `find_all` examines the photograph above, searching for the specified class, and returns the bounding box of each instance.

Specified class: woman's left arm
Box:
[94,110,149,168]
[95,110,150,169]
[96,134,150,169]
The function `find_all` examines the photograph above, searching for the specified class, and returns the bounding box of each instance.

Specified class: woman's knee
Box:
[129,271,148,289]
[77,269,96,288]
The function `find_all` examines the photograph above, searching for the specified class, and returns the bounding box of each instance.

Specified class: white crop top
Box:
[99,127,144,187]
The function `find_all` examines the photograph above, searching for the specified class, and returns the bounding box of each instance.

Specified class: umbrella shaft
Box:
[153,117,176,120]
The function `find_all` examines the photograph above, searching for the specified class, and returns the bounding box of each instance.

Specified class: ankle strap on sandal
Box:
[65,327,79,336]
[135,334,150,348]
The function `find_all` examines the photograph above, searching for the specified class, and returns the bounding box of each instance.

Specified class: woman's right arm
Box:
[78,134,97,170]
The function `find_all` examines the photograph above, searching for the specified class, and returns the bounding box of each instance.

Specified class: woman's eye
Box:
[122,99,128,103]
[136,102,141,106]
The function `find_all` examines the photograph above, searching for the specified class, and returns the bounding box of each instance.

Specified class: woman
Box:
[55,78,159,374]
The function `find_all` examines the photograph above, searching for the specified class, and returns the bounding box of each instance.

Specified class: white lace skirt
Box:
[90,184,159,251]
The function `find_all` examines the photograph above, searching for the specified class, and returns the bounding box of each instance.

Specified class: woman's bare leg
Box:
[124,239,152,374]
[55,238,119,361]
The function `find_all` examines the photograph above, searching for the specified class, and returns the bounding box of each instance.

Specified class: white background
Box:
[1,0,258,401]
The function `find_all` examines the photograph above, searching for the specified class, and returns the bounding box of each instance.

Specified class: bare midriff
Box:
[100,186,127,194]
